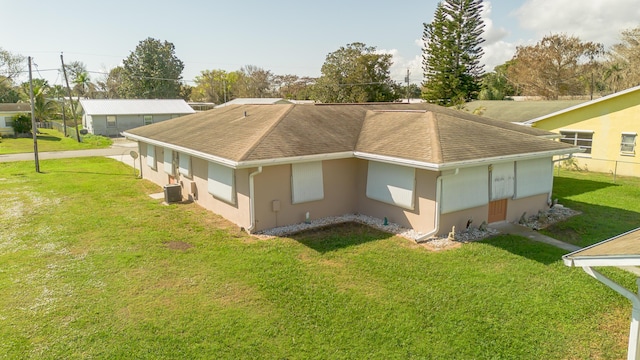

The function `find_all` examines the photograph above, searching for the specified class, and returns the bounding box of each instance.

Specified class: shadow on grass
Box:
[482,234,568,265]
[36,135,62,142]
[552,175,617,198]
[290,222,393,253]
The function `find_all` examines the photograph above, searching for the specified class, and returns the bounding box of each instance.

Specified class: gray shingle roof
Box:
[80,99,195,116]
[0,103,31,112]
[124,103,578,167]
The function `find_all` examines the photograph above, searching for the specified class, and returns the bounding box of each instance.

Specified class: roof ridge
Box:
[427,112,443,164]
[239,104,296,161]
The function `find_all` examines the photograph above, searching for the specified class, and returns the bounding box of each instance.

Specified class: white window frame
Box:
[291,162,324,204]
[178,153,191,177]
[366,161,415,210]
[621,132,637,155]
[560,129,593,155]
[208,162,236,204]
[163,149,174,175]
[106,115,117,128]
[146,144,156,170]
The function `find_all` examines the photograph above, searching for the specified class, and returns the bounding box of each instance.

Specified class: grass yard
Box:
[0,129,111,154]
[0,159,635,359]
[546,168,640,247]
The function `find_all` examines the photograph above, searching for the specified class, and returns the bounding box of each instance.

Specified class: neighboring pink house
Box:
[123,103,579,239]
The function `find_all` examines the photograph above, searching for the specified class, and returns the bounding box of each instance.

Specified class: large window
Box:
[560,130,593,154]
[621,133,637,155]
[146,144,156,170]
[178,153,191,177]
[366,161,415,210]
[291,162,324,204]
[208,162,235,204]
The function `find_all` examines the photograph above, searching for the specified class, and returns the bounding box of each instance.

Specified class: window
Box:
[291,162,324,204]
[164,149,174,175]
[441,166,488,214]
[144,115,153,125]
[621,133,637,155]
[106,115,117,128]
[4,116,13,127]
[366,161,415,210]
[146,144,156,170]
[178,153,191,177]
[560,130,593,154]
[208,162,235,204]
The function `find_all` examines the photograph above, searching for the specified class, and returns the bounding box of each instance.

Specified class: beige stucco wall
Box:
[356,161,439,234]
[138,143,250,229]
[252,159,360,231]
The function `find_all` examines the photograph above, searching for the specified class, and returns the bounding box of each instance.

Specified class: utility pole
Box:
[405,69,410,103]
[60,53,81,142]
[28,57,40,173]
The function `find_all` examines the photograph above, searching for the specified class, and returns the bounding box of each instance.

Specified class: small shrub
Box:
[11,113,32,135]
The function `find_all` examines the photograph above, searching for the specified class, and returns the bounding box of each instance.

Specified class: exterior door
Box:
[488,199,507,223]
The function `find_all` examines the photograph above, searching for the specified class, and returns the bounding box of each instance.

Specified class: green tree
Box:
[0,48,24,87]
[272,75,316,100]
[0,76,20,103]
[20,79,57,124]
[314,42,398,103]
[97,66,125,99]
[608,26,640,91]
[507,34,603,99]
[120,37,185,99]
[11,113,31,134]
[479,62,516,100]
[235,65,274,98]
[192,69,240,104]
[422,0,485,105]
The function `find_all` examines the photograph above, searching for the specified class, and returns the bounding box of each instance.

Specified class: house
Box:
[523,85,640,177]
[123,103,579,238]
[0,103,31,136]
[464,99,588,123]
[79,99,195,137]
[214,98,293,108]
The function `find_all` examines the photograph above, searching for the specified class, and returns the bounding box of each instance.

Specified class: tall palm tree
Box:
[21,79,57,125]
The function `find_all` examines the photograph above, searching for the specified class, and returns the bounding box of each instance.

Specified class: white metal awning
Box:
[563,227,640,360]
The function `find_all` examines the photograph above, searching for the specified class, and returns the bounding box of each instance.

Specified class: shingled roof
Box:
[124,103,578,168]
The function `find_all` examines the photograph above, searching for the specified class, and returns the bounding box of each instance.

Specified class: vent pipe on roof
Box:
[244,111,247,117]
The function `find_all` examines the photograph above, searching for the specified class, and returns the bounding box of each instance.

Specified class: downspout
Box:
[416,168,459,242]
[247,166,263,233]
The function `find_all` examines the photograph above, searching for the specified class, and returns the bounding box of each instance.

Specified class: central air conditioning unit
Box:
[163,184,182,203]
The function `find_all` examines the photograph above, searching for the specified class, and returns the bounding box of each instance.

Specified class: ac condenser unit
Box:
[164,184,182,203]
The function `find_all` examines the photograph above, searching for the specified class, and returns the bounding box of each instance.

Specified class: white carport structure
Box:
[563,228,640,360]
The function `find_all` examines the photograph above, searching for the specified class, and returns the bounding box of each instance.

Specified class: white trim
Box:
[559,129,594,134]
[623,132,638,136]
[524,85,640,125]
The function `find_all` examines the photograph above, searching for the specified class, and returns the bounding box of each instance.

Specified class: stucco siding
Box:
[252,159,359,231]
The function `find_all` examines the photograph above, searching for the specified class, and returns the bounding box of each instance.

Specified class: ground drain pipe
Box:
[416,168,459,242]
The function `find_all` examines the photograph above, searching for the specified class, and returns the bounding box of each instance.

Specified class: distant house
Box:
[80,99,195,137]
[123,103,579,238]
[464,100,588,123]
[0,103,31,136]
[523,85,640,177]
[214,98,293,108]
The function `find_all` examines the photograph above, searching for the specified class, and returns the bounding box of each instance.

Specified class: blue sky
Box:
[2,0,639,86]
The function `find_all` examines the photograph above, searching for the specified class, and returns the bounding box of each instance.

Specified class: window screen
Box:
[208,162,235,204]
[164,149,174,175]
[441,166,488,214]
[366,161,415,210]
[291,162,324,204]
[179,153,191,177]
[146,144,156,170]
[515,158,553,198]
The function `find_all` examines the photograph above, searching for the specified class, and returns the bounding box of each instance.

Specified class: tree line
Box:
[2,0,640,111]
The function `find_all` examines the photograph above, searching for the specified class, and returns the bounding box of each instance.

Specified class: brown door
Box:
[488,199,507,223]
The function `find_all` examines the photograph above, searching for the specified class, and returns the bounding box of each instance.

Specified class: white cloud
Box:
[377,48,423,85]
[515,0,640,47]
[481,1,509,45]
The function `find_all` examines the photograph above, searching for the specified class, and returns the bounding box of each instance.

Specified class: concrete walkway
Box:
[0,138,139,167]
[490,222,581,252]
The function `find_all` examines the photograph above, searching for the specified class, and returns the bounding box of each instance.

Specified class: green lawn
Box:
[546,168,640,247]
[0,159,635,359]
[0,129,111,154]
